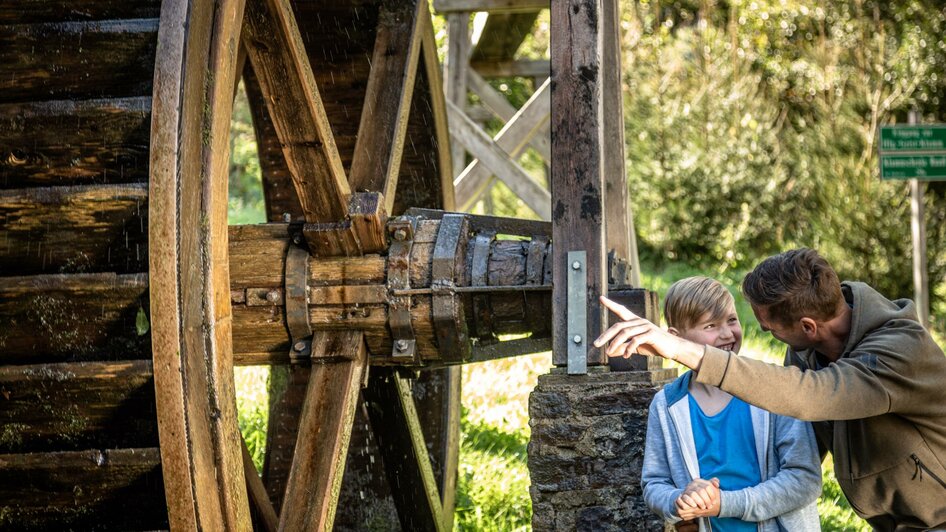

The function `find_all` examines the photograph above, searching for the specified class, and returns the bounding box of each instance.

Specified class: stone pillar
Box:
[528,367,677,531]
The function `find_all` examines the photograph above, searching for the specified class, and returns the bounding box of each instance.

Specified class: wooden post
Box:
[445,13,471,177]
[550,0,609,368]
[599,0,640,287]
[909,110,929,328]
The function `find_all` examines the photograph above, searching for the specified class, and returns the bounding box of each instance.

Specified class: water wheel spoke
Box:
[349,0,426,213]
[278,331,368,531]
[241,0,352,226]
[241,438,278,532]
[364,368,447,532]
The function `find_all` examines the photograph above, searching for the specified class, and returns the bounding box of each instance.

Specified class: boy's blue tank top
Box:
[689,393,760,532]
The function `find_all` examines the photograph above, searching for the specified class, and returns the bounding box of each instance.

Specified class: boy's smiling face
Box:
[673,305,742,354]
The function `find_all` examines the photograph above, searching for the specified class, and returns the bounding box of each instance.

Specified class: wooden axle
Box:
[229,210,553,366]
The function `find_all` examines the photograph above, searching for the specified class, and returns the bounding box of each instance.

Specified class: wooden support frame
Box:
[455,77,550,210]
[550,0,611,368]
[364,368,447,532]
[471,58,550,78]
[242,0,359,253]
[350,0,428,214]
[445,12,472,178]
[434,0,549,14]
[446,99,551,219]
[278,332,368,531]
[466,70,550,162]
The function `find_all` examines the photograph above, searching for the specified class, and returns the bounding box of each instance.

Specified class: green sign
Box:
[880,126,946,152]
[879,125,946,180]
[880,154,946,180]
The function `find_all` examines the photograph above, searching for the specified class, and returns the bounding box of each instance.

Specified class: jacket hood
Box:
[842,281,918,356]
[663,370,693,407]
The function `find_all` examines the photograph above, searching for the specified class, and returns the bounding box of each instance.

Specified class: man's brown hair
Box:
[741,248,843,326]
[664,276,735,331]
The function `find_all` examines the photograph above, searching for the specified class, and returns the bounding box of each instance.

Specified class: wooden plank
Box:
[420,12,456,211]
[600,0,639,286]
[0,1,161,23]
[470,12,539,62]
[0,19,158,104]
[0,184,148,275]
[446,99,551,219]
[261,365,308,513]
[278,331,368,531]
[0,273,149,363]
[0,447,167,530]
[455,77,550,209]
[349,0,426,213]
[364,368,445,532]
[466,69,550,161]
[0,97,151,188]
[444,13,471,178]
[0,360,156,453]
[242,439,278,532]
[242,63,304,222]
[242,0,352,227]
[434,0,548,13]
[471,58,550,78]
[550,0,608,367]
[149,0,251,529]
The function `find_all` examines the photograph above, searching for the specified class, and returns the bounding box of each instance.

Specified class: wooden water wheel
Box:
[0,1,561,529]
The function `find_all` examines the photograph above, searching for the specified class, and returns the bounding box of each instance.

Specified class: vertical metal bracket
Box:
[285,243,313,361]
[387,217,419,363]
[567,250,587,375]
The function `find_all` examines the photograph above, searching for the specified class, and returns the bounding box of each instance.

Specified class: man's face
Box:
[751,304,811,351]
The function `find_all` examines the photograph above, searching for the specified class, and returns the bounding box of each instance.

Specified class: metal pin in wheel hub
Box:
[395,339,409,351]
[293,341,307,352]
[393,228,407,241]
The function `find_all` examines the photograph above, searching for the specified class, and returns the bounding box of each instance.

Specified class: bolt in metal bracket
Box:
[567,251,588,375]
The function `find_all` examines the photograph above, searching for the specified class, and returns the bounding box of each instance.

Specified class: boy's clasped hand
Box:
[675,477,721,520]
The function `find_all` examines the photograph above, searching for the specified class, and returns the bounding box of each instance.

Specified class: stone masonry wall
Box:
[528,368,677,531]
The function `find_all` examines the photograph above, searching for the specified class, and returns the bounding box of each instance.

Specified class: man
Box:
[595,248,946,530]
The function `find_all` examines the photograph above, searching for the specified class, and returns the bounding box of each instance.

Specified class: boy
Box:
[634,277,821,531]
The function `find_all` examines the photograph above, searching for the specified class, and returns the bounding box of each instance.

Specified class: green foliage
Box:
[624,0,946,323]
[229,82,266,225]
[235,367,269,473]
[454,411,532,531]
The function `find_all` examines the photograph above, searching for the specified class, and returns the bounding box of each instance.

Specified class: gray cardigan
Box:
[642,371,822,532]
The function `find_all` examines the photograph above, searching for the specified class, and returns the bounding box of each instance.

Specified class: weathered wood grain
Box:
[149,0,251,528]
[0,273,149,363]
[0,19,158,104]
[364,368,445,532]
[444,12,470,178]
[0,360,157,453]
[242,0,352,227]
[278,331,368,531]
[454,78,550,210]
[0,184,148,275]
[550,0,608,366]
[0,97,151,188]
[419,12,456,212]
[349,0,425,212]
[446,99,551,218]
[262,365,309,513]
[242,63,304,222]
[0,1,161,23]
[0,447,167,530]
[242,439,278,532]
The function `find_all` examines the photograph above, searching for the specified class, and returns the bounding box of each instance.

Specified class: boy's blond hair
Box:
[664,276,735,331]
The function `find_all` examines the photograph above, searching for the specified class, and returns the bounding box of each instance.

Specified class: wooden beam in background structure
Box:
[455,77,550,210]
[434,0,548,13]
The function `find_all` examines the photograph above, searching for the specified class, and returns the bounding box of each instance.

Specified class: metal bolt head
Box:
[282,212,292,223]
[293,341,307,352]
[266,290,280,303]
[573,335,582,344]
[395,339,409,351]
[292,235,302,245]
[393,228,408,241]
[572,261,581,270]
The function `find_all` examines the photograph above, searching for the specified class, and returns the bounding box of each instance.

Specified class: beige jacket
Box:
[696,282,946,531]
